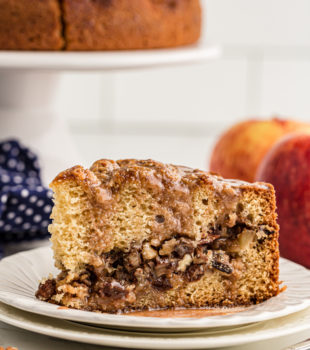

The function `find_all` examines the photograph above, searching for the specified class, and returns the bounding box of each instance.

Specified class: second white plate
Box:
[0,247,309,331]
[0,302,310,349]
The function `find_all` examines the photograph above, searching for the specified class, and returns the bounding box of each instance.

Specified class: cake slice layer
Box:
[37,159,280,312]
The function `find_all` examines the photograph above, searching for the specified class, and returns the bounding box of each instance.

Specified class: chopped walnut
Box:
[63,271,81,284]
[51,292,65,303]
[127,249,141,268]
[57,283,88,299]
[177,254,192,272]
[150,238,161,247]
[142,243,157,260]
[194,248,213,265]
[159,238,177,256]
[256,229,265,240]
[226,213,237,227]
[155,261,171,277]
[80,273,92,286]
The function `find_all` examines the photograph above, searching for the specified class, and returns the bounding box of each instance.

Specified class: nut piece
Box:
[142,243,157,260]
[127,249,141,268]
[177,254,193,272]
[226,213,237,227]
[150,238,161,247]
[238,229,256,250]
[159,238,177,256]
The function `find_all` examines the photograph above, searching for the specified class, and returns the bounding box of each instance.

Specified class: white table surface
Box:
[0,320,309,350]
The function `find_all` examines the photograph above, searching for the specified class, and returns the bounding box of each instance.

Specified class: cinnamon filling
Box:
[36,223,274,312]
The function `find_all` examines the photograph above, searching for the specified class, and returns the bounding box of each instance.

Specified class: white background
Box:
[53,0,310,175]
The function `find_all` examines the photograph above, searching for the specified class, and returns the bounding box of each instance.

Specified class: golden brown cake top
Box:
[52,158,271,196]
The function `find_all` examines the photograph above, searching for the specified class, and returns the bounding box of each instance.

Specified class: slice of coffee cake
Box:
[36,159,280,313]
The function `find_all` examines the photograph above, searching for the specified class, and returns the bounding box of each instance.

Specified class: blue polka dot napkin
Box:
[0,140,53,255]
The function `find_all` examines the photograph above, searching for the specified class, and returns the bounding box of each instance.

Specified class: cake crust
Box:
[37,159,280,313]
[63,0,201,50]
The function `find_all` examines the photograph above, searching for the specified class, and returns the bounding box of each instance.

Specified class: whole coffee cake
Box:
[0,0,201,50]
[36,159,280,313]
[0,0,64,50]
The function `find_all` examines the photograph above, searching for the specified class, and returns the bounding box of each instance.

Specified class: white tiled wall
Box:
[54,0,310,169]
[113,58,248,125]
[261,60,310,120]
[205,0,310,46]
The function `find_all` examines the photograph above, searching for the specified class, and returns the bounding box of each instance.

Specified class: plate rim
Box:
[0,302,310,349]
[0,246,310,330]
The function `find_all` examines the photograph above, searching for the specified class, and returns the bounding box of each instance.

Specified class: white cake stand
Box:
[0,44,220,183]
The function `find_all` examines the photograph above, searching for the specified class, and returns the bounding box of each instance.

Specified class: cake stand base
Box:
[0,71,80,184]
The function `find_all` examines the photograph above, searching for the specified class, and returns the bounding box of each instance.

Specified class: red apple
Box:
[209,118,310,182]
[256,132,310,268]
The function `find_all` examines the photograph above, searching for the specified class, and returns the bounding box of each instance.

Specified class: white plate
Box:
[0,44,220,71]
[0,302,310,349]
[0,247,309,331]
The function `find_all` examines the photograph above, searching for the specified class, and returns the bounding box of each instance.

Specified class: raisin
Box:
[174,244,192,258]
[185,264,204,282]
[100,281,127,300]
[35,279,56,300]
[258,229,275,244]
[227,223,247,236]
[264,229,274,236]
[173,238,194,258]
[212,261,233,274]
[155,215,165,223]
[152,276,172,291]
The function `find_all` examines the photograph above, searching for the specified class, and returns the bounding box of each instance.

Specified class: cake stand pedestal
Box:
[0,44,220,183]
